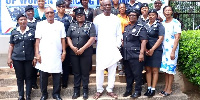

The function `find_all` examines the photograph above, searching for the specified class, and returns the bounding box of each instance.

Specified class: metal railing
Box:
[169,1,200,30]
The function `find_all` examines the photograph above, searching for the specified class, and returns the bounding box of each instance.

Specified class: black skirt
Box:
[145,50,163,68]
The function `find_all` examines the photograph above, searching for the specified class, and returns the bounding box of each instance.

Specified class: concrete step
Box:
[0,53,96,68]
[0,68,167,87]
[0,54,96,68]
[0,72,121,87]
[0,68,15,75]
[0,82,184,99]
[0,92,188,100]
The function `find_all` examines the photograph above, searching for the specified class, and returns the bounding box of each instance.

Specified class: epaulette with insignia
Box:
[137,23,143,27]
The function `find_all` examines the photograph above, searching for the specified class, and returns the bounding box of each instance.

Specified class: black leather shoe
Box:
[83,93,88,100]
[123,91,132,97]
[40,95,48,100]
[72,93,80,99]
[144,89,151,96]
[130,92,141,98]
[62,85,68,89]
[32,85,39,89]
[26,95,31,100]
[148,90,155,97]
[18,96,25,100]
[53,95,62,100]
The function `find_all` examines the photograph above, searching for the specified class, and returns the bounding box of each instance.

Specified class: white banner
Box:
[0,0,168,35]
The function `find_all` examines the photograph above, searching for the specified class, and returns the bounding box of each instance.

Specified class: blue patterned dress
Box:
[160,18,181,75]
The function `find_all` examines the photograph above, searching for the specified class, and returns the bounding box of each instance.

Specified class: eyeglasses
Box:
[58,5,65,8]
[45,11,54,15]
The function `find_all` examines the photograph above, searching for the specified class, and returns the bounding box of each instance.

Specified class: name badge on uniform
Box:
[136,5,139,9]
[28,33,32,36]
[84,24,89,29]
[132,29,136,33]
[65,17,69,20]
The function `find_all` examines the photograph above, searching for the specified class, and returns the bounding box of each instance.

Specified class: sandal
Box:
[107,92,118,99]
[159,91,165,95]
[93,92,102,99]
[162,92,172,97]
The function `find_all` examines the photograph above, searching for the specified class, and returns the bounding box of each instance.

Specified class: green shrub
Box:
[178,30,200,86]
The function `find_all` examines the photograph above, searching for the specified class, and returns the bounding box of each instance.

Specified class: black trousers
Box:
[32,67,38,86]
[70,55,92,93]
[40,71,61,97]
[124,59,144,92]
[62,47,71,86]
[13,60,33,96]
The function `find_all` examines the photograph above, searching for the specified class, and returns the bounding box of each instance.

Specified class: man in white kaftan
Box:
[35,7,66,100]
[93,0,122,99]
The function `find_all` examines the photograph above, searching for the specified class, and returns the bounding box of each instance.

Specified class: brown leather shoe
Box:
[107,92,118,99]
[93,92,102,99]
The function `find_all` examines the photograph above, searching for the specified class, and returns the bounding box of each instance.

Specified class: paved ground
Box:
[185,90,200,100]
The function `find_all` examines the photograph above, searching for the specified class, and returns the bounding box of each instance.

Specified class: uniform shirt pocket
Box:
[128,47,140,59]
[13,35,20,44]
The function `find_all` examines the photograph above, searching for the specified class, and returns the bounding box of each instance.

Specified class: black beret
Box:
[148,9,158,16]
[16,13,26,21]
[141,3,149,8]
[56,0,65,6]
[25,5,34,12]
[73,7,85,15]
[127,9,139,15]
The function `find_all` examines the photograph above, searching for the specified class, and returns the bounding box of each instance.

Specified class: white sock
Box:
[148,87,152,89]
[151,88,155,90]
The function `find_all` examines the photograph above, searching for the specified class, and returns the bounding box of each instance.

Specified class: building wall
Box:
[0,36,10,54]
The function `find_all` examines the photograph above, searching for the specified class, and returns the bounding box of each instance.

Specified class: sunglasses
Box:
[58,5,65,8]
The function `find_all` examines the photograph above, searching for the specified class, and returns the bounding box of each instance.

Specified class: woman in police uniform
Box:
[122,10,148,98]
[25,5,39,90]
[138,3,149,25]
[66,7,96,100]
[55,0,72,89]
[7,13,36,100]
[80,0,94,22]
[144,9,165,97]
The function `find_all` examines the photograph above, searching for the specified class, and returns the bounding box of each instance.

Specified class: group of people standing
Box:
[7,0,181,100]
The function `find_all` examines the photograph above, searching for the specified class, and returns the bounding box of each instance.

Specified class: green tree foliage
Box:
[178,30,200,86]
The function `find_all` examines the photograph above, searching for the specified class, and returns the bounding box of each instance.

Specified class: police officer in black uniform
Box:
[80,0,94,22]
[24,5,40,90]
[122,9,148,98]
[93,0,104,18]
[66,7,96,100]
[7,13,36,100]
[54,0,72,89]
[111,0,119,15]
[25,5,39,30]
[125,0,142,15]
[138,3,149,25]
[144,9,165,97]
